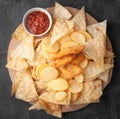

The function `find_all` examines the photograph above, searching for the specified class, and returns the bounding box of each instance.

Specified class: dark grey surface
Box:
[0,0,120,119]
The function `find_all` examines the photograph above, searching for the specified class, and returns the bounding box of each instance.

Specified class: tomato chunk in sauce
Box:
[26,11,50,35]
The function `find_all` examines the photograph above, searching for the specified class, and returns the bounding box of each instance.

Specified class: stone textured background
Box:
[0,0,120,119]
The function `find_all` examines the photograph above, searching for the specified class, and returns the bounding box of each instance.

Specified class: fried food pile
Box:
[6,2,114,118]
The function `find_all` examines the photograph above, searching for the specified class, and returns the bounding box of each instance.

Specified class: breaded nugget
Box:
[59,64,83,79]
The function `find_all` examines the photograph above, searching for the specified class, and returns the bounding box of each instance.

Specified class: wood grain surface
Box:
[0,0,120,119]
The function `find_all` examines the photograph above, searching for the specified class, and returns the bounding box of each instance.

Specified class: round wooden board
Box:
[7,7,113,113]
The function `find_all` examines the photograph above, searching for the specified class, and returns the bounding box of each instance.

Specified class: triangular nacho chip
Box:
[11,35,34,61]
[72,7,86,31]
[72,80,102,104]
[53,2,72,20]
[29,99,62,118]
[12,24,29,41]
[15,72,38,102]
[83,33,105,69]
[6,57,28,71]
[11,71,25,95]
[84,61,113,81]
[50,18,74,45]
[87,20,107,38]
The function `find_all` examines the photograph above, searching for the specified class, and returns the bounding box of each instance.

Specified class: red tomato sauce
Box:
[26,11,50,35]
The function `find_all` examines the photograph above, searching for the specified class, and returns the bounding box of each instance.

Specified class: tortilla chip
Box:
[84,61,113,81]
[34,80,47,94]
[12,24,29,41]
[11,71,25,95]
[72,80,103,104]
[11,35,35,61]
[53,2,72,20]
[29,99,62,118]
[87,20,107,37]
[15,72,39,102]
[99,70,110,82]
[72,7,86,31]
[6,57,28,71]
[50,18,74,45]
[83,33,105,69]
[39,91,71,105]
[59,64,83,79]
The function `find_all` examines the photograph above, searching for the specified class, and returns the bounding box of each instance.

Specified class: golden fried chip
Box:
[72,80,102,104]
[15,72,39,102]
[42,37,60,53]
[79,57,88,69]
[84,61,113,81]
[54,54,76,67]
[11,35,35,61]
[78,30,92,41]
[54,91,67,101]
[40,66,59,81]
[53,2,72,20]
[29,99,62,118]
[74,74,84,83]
[39,91,71,105]
[12,24,29,41]
[60,35,72,44]
[72,7,86,31]
[59,64,83,79]
[35,64,49,79]
[69,80,83,93]
[50,18,74,45]
[71,31,86,45]
[47,78,69,91]
[6,57,28,71]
